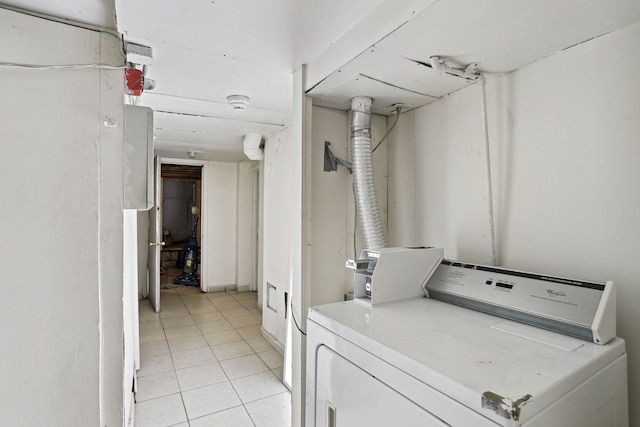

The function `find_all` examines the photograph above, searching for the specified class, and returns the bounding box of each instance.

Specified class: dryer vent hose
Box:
[351,96,386,250]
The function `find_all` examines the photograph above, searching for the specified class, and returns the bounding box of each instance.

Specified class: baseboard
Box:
[261,326,284,355]
[204,284,237,293]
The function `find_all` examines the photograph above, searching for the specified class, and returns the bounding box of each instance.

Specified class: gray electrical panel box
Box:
[124,105,153,210]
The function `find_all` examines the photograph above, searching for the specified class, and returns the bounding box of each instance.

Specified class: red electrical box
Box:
[125,68,144,96]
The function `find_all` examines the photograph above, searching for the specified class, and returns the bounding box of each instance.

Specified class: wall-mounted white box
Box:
[124,105,153,210]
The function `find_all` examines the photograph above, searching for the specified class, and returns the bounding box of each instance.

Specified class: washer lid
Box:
[308,298,626,424]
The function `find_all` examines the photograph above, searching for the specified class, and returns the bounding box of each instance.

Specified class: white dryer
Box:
[306,261,628,427]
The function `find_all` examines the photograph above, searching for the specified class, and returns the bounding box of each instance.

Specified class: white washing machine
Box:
[306,260,628,427]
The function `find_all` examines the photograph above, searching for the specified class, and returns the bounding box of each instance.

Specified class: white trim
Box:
[250,167,260,292]
[161,157,207,166]
[205,284,238,293]
[235,165,241,292]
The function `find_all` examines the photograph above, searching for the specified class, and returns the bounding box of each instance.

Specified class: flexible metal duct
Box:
[351,96,386,250]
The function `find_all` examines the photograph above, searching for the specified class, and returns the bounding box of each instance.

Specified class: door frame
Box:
[250,165,261,293]
[160,157,209,292]
[148,155,162,312]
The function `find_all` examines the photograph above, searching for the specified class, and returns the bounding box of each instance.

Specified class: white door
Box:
[309,339,500,427]
[148,156,162,312]
[315,346,450,427]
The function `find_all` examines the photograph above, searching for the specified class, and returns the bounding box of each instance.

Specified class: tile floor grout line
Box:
[165,320,190,425]
[177,293,242,423]
[243,401,259,427]
[226,362,258,427]
[136,290,289,427]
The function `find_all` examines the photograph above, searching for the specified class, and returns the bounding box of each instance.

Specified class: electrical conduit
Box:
[351,96,386,250]
[479,75,497,266]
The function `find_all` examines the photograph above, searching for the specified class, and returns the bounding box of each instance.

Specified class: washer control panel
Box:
[424,260,615,344]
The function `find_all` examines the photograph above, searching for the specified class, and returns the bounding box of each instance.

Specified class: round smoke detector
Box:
[227,94,250,110]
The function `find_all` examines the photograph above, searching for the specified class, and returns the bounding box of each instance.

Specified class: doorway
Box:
[159,164,203,289]
[147,158,208,309]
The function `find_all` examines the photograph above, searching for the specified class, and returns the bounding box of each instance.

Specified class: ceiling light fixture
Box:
[188,151,200,159]
[227,94,250,110]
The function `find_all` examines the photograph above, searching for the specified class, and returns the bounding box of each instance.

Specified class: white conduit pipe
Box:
[351,96,386,250]
[479,75,497,266]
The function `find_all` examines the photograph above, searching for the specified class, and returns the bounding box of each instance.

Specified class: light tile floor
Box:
[136,287,291,427]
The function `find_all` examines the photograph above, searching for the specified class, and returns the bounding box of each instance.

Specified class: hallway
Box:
[135,288,291,427]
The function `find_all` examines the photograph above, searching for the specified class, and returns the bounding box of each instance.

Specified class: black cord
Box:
[291,307,307,336]
[372,106,402,153]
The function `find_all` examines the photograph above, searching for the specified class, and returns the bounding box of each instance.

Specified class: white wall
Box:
[137,209,150,298]
[236,161,256,291]
[97,32,127,427]
[257,162,265,304]
[163,179,197,242]
[398,22,640,425]
[203,161,238,291]
[123,210,139,426]
[147,159,251,295]
[262,125,296,346]
[387,110,417,246]
[262,102,393,345]
[310,106,350,304]
[0,9,124,425]
[310,106,390,299]
[263,92,392,426]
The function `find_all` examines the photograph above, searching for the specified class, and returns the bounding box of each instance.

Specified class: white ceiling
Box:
[1,0,116,28]
[3,0,640,161]
[114,0,399,162]
[309,0,640,114]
